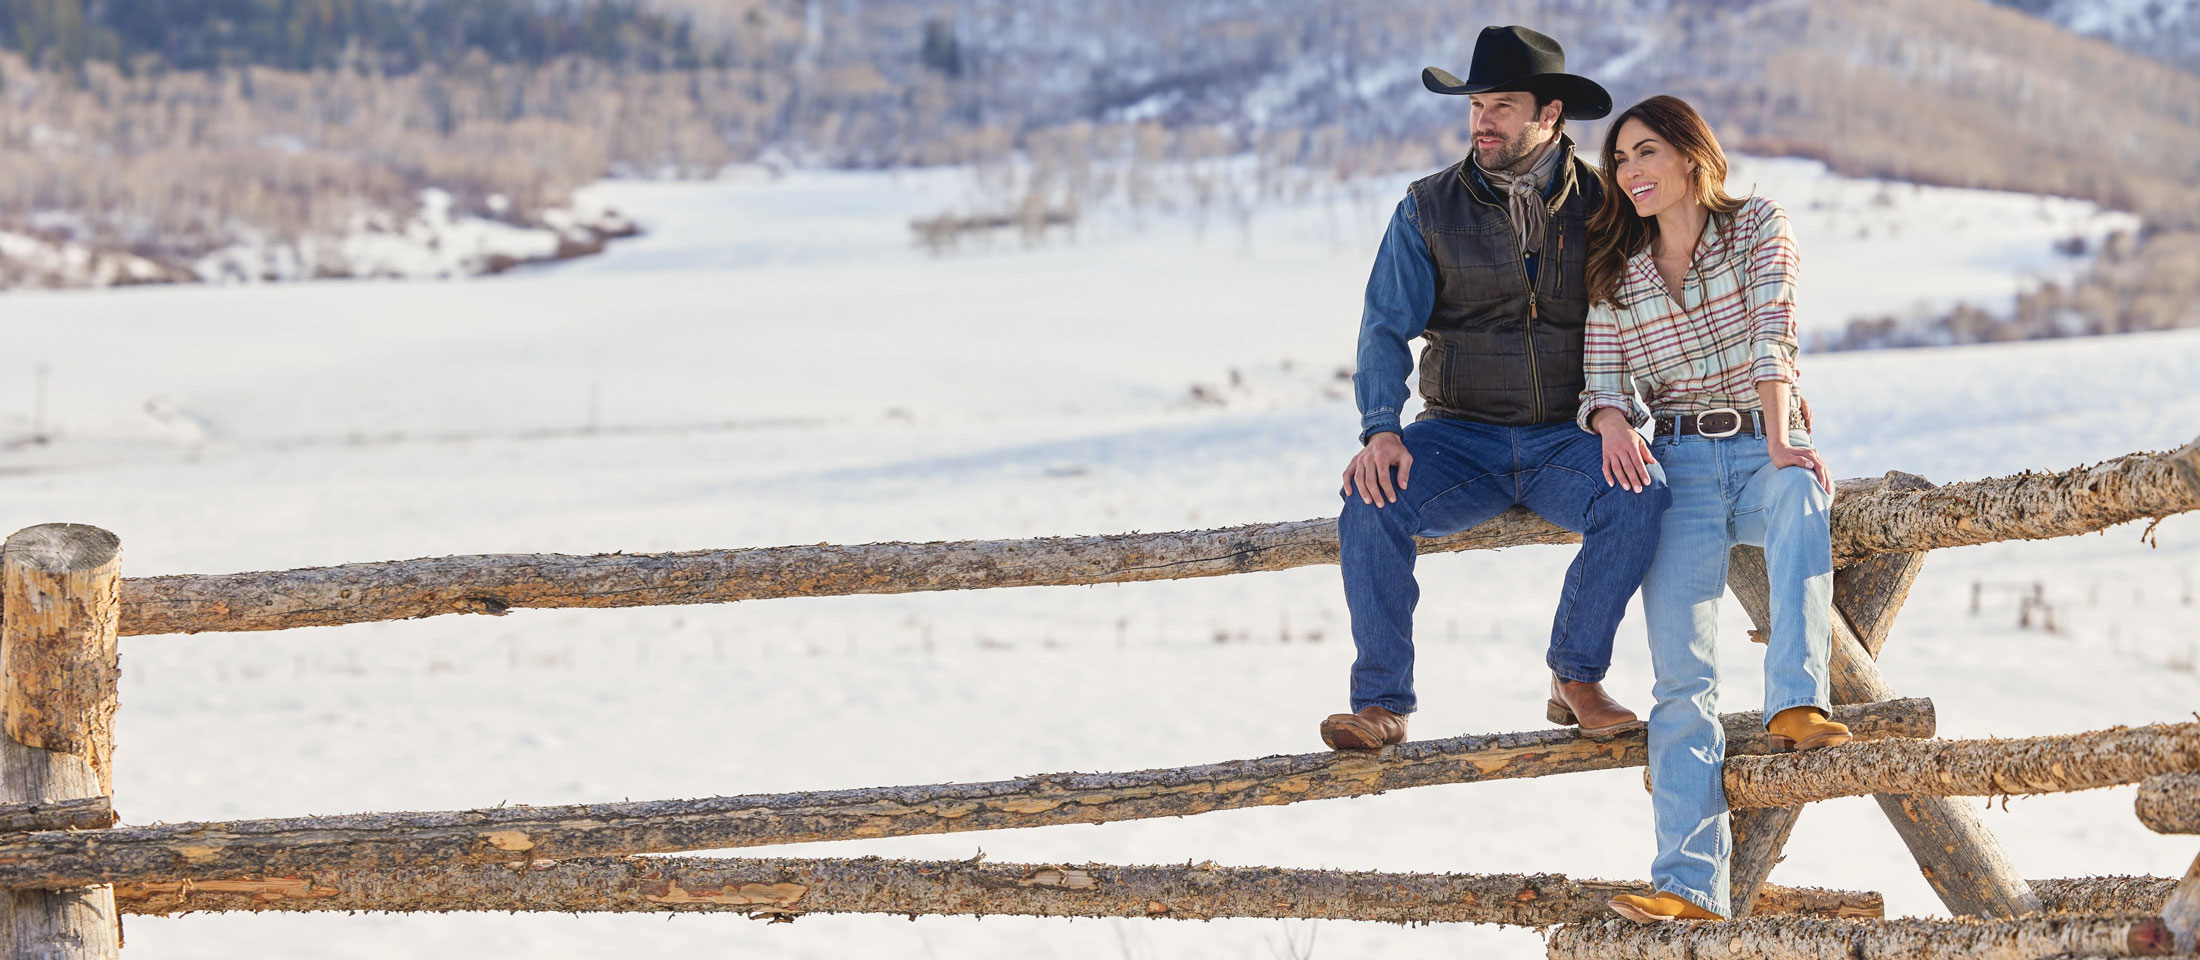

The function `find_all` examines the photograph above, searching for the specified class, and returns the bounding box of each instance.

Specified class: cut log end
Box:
[2138,773,2200,835]
[2,525,121,576]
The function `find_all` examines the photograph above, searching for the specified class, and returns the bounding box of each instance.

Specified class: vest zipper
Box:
[1469,149,1568,425]
[1517,240,1545,424]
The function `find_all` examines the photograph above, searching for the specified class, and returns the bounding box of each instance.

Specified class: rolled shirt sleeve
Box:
[1576,298,1649,433]
[1742,199,1802,384]
[1353,194,1437,445]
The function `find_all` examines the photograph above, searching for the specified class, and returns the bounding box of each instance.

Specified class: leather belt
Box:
[1655,407,1775,439]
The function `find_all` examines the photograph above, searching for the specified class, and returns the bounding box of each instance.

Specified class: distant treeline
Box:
[0,0,2196,314]
[1814,229,2200,352]
[0,0,707,75]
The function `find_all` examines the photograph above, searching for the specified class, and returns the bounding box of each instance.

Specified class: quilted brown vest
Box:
[1406,135,1600,426]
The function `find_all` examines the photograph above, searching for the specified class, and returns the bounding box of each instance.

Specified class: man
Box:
[1321,25,1669,751]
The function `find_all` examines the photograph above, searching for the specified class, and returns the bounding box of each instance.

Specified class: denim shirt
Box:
[1352,194,1436,445]
[1353,176,1551,445]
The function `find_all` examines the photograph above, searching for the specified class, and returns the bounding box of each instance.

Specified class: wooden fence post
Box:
[1,524,123,960]
[1725,518,2039,917]
[1726,472,1932,916]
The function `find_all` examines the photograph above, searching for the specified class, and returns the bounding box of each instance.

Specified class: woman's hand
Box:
[1344,431,1413,506]
[1593,408,1657,493]
[1769,435,1833,495]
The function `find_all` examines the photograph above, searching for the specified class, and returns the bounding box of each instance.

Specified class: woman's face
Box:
[1610,118,1695,219]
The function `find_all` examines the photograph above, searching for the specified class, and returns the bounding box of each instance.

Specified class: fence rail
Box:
[0,699,1935,890]
[114,434,2200,637]
[109,856,1885,925]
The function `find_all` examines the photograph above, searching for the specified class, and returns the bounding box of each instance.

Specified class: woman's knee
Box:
[1768,466,1830,514]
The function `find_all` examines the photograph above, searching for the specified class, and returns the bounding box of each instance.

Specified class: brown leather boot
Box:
[1607,892,1722,923]
[1767,706,1851,753]
[1320,705,1408,750]
[1547,674,1644,739]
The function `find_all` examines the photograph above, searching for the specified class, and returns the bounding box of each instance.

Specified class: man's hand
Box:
[1593,407,1658,493]
[1344,432,1413,507]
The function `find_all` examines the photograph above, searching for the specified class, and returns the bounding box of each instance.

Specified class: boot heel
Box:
[1546,699,1578,726]
[1767,734,1795,754]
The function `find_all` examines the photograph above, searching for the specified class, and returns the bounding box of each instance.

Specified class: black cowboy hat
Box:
[1422,25,1612,121]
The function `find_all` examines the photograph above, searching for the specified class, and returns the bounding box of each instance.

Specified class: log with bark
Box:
[1,524,124,959]
[108,855,1883,924]
[2138,773,2200,835]
[0,698,1933,890]
[116,436,2200,636]
[2167,851,2200,954]
[1827,434,2200,567]
[0,797,114,834]
[1723,722,2200,809]
[2030,876,2177,915]
[1545,915,2174,960]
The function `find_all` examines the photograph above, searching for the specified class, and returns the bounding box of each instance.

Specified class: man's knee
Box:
[1597,478,1672,529]
[1339,491,1418,538]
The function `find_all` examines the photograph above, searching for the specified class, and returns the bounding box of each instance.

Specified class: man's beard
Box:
[1475,125,1545,172]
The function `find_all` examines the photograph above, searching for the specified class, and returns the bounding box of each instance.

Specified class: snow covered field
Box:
[0,161,2190,959]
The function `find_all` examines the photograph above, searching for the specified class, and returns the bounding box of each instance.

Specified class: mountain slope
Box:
[1990,0,2200,76]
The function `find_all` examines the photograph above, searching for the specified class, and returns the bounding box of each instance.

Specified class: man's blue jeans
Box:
[1338,417,1669,716]
[1639,430,1834,918]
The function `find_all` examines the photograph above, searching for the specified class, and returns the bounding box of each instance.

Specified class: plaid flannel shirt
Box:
[1576,196,1802,434]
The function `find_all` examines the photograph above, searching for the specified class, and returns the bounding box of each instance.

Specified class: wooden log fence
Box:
[1722,722,2200,810]
[0,435,2193,956]
[105,856,1884,924]
[0,699,1936,891]
[1546,915,2175,960]
[115,434,2200,636]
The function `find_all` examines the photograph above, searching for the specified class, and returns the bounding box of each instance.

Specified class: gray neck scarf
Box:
[1477,137,1564,254]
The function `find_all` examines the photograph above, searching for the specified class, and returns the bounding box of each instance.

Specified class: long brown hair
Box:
[1585,95,1747,308]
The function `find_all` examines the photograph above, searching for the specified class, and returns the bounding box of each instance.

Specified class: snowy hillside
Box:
[1994,0,2200,75]
[0,164,2191,960]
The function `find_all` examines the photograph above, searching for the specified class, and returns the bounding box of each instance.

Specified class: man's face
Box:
[1467,92,1560,170]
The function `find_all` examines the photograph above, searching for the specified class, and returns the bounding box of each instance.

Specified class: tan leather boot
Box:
[1767,706,1851,753]
[1608,891,1722,923]
[1320,705,1409,750]
[1546,674,1645,739]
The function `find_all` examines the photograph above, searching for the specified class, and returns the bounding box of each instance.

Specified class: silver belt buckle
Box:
[1696,407,1743,438]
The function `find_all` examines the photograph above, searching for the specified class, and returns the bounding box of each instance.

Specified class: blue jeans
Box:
[1338,418,1669,714]
[1639,430,1834,918]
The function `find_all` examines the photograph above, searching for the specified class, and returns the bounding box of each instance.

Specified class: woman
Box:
[1575,95,1850,923]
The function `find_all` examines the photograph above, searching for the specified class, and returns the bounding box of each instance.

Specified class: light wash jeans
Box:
[1639,429,1833,918]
